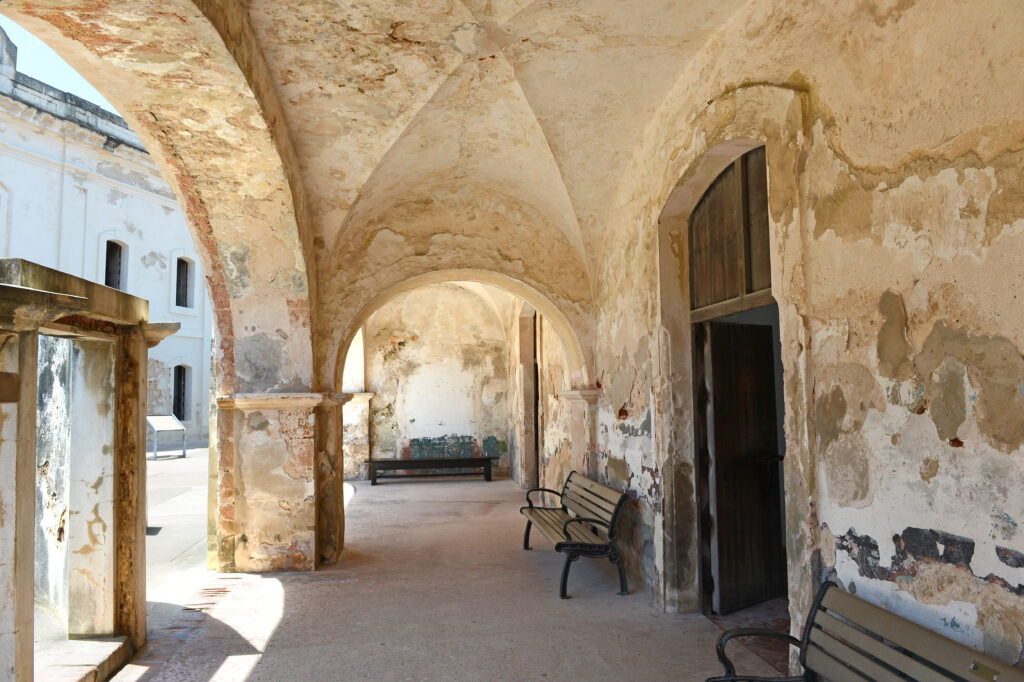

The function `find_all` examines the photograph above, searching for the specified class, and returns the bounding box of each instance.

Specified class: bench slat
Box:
[819,589,1024,681]
[563,483,618,513]
[809,625,915,682]
[562,489,615,522]
[522,507,604,545]
[568,472,622,500]
[804,643,886,682]
[812,611,943,681]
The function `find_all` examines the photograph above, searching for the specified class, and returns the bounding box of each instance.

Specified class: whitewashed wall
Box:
[0,40,211,441]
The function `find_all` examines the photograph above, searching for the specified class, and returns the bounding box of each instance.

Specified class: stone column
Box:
[0,332,36,682]
[340,392,372,480]
[67,338,117,636]
[562,389,600,478]
[316,394,347,567]
[215,393,328,572]
[116,327,151,649]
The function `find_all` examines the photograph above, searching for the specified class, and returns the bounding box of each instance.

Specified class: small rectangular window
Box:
[175,258,192,308]
[172,365,188,421]
[104,241,123,290]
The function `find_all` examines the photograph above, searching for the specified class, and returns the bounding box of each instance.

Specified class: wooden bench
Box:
[520,471,630,599]
[708,581,1024,681]
[368,456,494,485]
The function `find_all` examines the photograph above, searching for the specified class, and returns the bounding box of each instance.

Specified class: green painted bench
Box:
[708,581,1024,682]
[520,471,630,599]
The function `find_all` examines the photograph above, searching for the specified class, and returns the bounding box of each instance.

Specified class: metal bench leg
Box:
[484,460,491,481]
[559,551,580,599]
[370,463,377,486]
[523,521,533,550]
[610,553,629,595]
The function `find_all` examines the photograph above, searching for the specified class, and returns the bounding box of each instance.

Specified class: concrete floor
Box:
[145,446,213,633]
[112,477,777,681]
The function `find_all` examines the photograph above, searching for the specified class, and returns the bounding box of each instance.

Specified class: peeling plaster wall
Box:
[34,335,70,619]
[589,0,1024,665]
[506,300,527,485]
[147,357,172,416]
[232,406,315,572]
[364,283,513,473]
[505,300,539,488]
[66,338,116,636]
[33,335,117,635]
[342,395,371,481]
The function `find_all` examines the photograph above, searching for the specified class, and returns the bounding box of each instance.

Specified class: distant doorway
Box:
[689,146,787,615]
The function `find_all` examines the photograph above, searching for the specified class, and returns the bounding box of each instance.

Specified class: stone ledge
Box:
[216,392,330,410]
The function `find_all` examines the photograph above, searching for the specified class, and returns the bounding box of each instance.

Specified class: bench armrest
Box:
[709,628,802,681]
[561,512,606,540]
[525,487,563,508]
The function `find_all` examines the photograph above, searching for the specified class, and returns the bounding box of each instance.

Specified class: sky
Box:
[0,14,119,114]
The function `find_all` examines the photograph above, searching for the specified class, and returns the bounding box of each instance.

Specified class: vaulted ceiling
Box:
[5,0,1018,389]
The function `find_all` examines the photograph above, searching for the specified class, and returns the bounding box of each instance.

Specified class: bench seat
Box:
[368,456,494,484]
[520,471,630,599]
[708,581,1024,681]
[521,507,606,546]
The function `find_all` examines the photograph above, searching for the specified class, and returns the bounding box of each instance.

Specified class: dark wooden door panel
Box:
[710,322,787,614]
[744,147,772,294]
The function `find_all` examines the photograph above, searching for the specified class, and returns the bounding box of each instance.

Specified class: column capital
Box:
[141,322,180,348]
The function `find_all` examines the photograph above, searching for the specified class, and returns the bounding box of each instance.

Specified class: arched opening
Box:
[337,278,583,493]
[658,141,790,655]
[0,15,232,676]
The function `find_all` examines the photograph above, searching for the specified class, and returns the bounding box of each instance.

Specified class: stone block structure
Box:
[0,259,176,680]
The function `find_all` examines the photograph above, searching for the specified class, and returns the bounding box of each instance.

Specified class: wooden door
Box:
[708,322,786,614]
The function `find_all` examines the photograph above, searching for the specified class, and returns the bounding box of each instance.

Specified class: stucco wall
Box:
[0,60,212,441]
[590,0,1024,663]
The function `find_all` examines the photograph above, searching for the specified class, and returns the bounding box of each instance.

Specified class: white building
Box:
[0,27,211,442]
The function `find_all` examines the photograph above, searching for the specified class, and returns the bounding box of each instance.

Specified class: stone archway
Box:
[0,2,324,574]
[331,271,597,501]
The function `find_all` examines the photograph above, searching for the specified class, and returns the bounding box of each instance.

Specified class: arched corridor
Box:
[0,0,1022,678]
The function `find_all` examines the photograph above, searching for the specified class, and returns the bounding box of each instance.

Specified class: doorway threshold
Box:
[710,597,790,674]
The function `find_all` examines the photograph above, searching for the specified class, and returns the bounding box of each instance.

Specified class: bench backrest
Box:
[560,471,627,540]
[802,583,1024,681]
